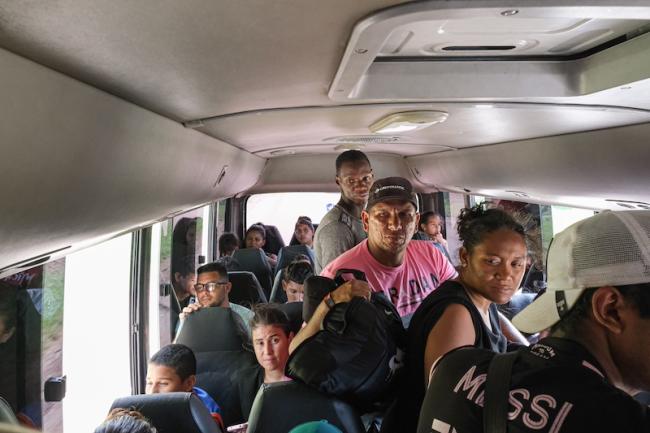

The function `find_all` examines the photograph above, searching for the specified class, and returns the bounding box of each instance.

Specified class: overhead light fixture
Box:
[370,111,448,134]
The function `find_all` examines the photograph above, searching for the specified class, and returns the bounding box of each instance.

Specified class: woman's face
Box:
[245,231,265,249]
[294,223,314,246]
[252,324,292,376]
[422,215,442,237]
[459,228,528,305]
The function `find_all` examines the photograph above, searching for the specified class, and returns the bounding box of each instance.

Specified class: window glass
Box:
[0,260,65,432]
[246,192,340,244]
[62,233,132,433]
[550,205,595,235]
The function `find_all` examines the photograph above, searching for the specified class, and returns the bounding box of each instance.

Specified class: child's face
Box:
[145,363,193,394]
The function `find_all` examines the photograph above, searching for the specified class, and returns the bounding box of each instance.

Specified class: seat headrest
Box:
[175,307,249,352]
[302,276,337,322]
[275,302,304,334]
[0,398,17,425]
[109,393,222,433]
[228,271,268,307]
[276,246,315,271]
[246,381,364,433]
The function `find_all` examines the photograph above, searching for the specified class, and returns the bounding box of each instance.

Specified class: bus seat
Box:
[232,249,273,299]
[194,350,259,428]
[269,271,286,303]
[175,307,249,352]
[228,271,268,308]
[261,224,285,256]
[109,392,222,433]
[0,398,17,425]
[246,381,365,433]
[0,424,39,433]
[276,245,315,276]
[302,276,337,322]
[275,302,304,335]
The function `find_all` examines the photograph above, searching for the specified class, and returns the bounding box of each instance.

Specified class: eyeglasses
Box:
[193,281,228,293]
[340,173,373,187]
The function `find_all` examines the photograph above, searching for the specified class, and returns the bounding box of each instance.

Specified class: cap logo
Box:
[374,185,406,194]
[555,291,569,317]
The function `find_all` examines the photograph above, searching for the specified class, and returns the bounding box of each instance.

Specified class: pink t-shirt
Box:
[321,239,457,316]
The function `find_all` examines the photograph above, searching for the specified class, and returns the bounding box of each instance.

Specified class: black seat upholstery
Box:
[302,275,337,322]
[109,393,222,433]
[269,271,285,303]
[275,245,315,275]
[175,307,248,352]
[261,224,285,256]
[174,306,259,427]
[232,248,273,299]
[228,271,268,308]
[274,302,304,335]
[246,381,365,433]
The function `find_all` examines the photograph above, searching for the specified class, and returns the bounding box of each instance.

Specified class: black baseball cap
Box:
[366,177,418,211]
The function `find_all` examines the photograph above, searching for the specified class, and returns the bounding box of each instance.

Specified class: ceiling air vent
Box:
[323,135,402,145]
[605,199,650,209]
[329,2,650,101]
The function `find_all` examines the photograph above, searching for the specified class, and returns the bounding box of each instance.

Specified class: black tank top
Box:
[396,280,507,433]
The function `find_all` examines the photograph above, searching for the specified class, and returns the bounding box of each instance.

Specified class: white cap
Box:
[513,210,650,334]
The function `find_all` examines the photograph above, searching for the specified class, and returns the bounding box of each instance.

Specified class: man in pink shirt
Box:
[321,177,456,317]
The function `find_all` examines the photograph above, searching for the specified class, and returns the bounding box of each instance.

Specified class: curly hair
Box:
[94,408,157,433]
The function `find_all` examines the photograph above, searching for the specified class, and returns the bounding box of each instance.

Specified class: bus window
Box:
[0,260,65,432]
[246,193,340,244]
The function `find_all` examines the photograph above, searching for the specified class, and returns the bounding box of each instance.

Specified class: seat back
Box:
[275,302,304,335]
[246,381,364,433]
[269,271,285,303]
[175,307,248,352]
[109,393,222,433]
[232,248,273,298]
[275,245,315,275]
[261,224,285,256]
[228,271,268,308]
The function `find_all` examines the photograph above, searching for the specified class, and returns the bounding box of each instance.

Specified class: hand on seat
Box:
[179,302,202,321]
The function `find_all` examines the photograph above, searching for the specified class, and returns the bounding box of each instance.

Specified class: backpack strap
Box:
[483,351,518,433]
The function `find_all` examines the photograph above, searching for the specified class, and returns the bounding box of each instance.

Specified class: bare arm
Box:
[423,304,476,386]
[289,279,370,353]
[498,311,529,346]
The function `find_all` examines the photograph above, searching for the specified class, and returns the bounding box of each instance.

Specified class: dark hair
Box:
[250,303,291,337]
[172,217,198,247]
[95,408,157,433]
[283,260,314,285]
[171,254,195,279]
[419,211,443,229]
[335,150,371,174]
[245,224,266,240]
[218,232,240,256]
[149,344,196,381]
[457,203,537,258]
[196,262,229,281]
[551,283,650,335]
[295,217,314,233]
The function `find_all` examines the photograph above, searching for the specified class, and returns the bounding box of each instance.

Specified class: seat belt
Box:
[483,351,518,433]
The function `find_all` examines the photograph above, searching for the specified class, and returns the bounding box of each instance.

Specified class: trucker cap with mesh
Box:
[512,210,650,334]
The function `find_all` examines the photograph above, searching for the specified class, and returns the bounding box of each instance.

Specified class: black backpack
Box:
[285,269,406,411]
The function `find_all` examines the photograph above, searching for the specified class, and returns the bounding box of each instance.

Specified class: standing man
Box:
[418,210,650,433]
[313,150,373,274]
[321,177,456,318]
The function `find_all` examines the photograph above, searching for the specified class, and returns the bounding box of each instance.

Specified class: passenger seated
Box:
[219,232,239,257]
[394,204,535,433]
[282,260,313,303]
[94,408,156,433]
[245,224,277,268]
[216,232,241,271]
[250,304,293,384]
[418,211,452,261]
[146,343,224,430]
[291,217,315,248]
[180,262,253,333]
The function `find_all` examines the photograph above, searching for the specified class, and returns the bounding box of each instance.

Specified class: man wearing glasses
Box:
[179,262,253,333]
[313,150,373,273]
